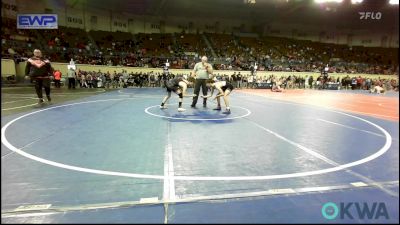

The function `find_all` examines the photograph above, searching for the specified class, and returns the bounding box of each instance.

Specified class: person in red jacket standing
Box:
[53,69,62,88]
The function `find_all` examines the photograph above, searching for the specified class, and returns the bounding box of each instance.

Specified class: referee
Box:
[191,56,213,108]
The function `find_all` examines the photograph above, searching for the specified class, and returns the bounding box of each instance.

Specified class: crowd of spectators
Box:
[2,17,398,77]
[61,68,398,94]
[211,72,398,92]
[64,69,191,89]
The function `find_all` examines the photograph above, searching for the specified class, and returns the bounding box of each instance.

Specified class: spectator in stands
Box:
[97,74,103,88]
[356,76,362,90]
[242,74,248,88]
[351,77,357,90]
[231,72,237,88]
[53,69,62,88]
[390,79,398,91]
[92,71,98,88]
[308,75,314,89]
[272,80,283,92]
[105,72,111,88]
[122,70,129,86]
[149,72,156,87]
[81,72,88,88]
[305,75,310,89]
[8,47,15,55]
[86,72,93,88]
[237,72,242,89]
[315,75,321,90]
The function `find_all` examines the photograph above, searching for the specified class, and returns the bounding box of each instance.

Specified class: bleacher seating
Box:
[1,16,398,75]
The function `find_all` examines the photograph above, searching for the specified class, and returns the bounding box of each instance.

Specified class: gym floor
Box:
[1,86,399,223]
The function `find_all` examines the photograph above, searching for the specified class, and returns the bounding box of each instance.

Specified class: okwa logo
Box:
[321,202,389,220]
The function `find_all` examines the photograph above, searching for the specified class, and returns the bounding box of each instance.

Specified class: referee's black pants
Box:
[191,78,208,107]
[34,77,51,99]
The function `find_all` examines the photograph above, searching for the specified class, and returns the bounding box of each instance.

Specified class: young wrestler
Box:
[160,76,196,112]
[201,78,234,114]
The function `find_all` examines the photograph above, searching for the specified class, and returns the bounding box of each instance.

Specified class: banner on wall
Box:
[17,14,58,29]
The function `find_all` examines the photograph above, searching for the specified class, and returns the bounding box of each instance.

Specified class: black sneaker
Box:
[38,98,44,104]
[213,107,222,110]
[47,96,51,102]
[222,109,231,114]
[190,105,196,108]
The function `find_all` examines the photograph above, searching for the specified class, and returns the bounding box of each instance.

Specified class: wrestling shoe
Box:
[222,108,231,114]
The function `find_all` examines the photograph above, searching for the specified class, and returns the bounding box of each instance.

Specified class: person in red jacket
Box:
[53,69,62,88]
[25,49,53,104]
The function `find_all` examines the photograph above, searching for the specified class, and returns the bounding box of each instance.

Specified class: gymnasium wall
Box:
[1,59,17,77]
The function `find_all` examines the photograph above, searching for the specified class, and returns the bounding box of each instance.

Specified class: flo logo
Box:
[321,202,389,220]
[359,12,382,20]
